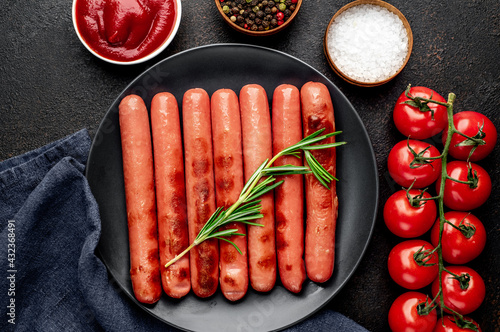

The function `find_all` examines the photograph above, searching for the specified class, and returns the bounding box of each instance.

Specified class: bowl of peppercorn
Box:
[215,0,302,36]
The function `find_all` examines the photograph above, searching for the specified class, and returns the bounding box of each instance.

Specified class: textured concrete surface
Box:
[1,0,499,331]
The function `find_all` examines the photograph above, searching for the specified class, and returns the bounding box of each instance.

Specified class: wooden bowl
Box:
[323,0,413,87]
[215,0,302,36]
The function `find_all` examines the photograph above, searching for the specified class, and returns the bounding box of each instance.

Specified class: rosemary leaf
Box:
[215,237,243,255]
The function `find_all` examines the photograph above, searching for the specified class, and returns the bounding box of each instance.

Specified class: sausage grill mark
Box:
[224,276,236,286]
[216,154,234,168]
[257,255,275,269]
[192,159,209,177]
[217,177,234,192]
[223,249,236,263]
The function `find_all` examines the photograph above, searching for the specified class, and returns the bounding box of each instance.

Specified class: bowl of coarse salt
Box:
[324,0,413,87]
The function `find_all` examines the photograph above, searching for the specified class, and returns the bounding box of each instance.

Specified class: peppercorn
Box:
[270,18,277,26]
[289,4,295,11]
[284,9,291,17]
[243,9,250,17]
[251,24,258,31]
[271,7,277,13]
[237,15,244,22]
[285,0,291,5]
[256,10,264,18]
[268,1,275,7]
[266,14,272,20]
[276,11,284,20]
[255,17,262,25]
[222,5,230,14]
[249,12,256,19]
[262,20,270,28]
[230,15,237,22]
[251,0,258,5]
[278,3,286,11]
[232,7,239,14]
[262,0,268,5]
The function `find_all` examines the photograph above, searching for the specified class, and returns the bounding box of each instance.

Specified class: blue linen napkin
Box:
[0,129,368,332]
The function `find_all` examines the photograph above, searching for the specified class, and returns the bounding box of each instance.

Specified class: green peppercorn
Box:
[252,5,259,12]
[278,3,286,11]
[246,0,252,3]
[223,5,230,14]
[280,0,285,3]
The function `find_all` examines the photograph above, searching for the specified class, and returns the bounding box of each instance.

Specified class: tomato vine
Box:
[387,85,496,331]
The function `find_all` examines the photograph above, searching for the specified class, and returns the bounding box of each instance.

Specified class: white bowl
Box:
[72,0,182,65]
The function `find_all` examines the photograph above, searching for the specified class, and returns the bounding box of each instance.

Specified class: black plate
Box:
[86,44,378,332]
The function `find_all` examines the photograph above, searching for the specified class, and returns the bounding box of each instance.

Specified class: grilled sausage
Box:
[300,82,338,283]
[272,84,306,293]
[240,84,276,292]
[119,94,161,303]
[211,89,248,301]
[151,92,191,298]
[182,88,219,298]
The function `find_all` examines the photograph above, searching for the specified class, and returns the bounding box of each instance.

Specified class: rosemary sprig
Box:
[165,128,346,268]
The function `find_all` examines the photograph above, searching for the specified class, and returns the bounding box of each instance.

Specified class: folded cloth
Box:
[0,129,368,332]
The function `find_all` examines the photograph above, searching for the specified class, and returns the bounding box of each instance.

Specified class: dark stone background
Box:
[1,0,498,331]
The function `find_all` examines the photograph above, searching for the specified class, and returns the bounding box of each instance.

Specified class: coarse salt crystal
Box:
[326,4,409,83]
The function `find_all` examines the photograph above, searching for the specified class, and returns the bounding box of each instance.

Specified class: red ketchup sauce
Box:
[74,0,177,62]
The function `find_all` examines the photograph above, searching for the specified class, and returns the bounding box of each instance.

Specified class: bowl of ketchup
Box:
[72,0,181,65]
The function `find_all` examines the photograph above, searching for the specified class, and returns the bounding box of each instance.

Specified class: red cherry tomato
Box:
[394,86,448,139]
[384,189,437,238]
[430,212,486,264]
[436,161,491,211]
[388,291,437,332]
[443,111,497,161]
[388,240,439,289]
[388,140,442,188]
[431,266,485,315]
[433,315,482,332]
